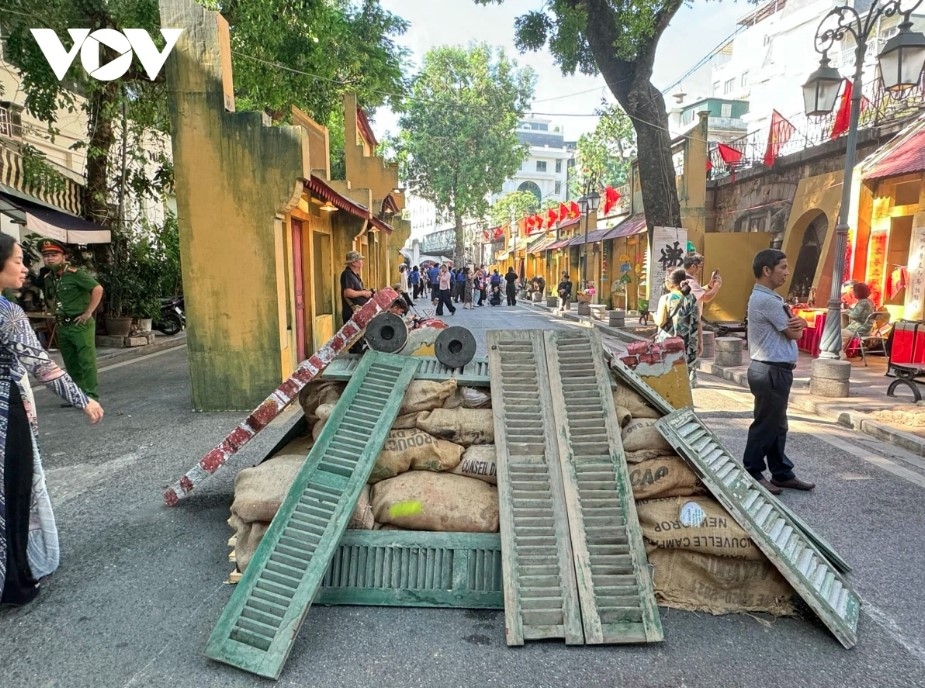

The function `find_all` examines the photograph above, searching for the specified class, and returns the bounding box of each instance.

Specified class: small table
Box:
[26,313,58,349]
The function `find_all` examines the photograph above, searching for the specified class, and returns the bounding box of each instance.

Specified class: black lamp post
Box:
[802,0,925,360]
[578,190,601,294]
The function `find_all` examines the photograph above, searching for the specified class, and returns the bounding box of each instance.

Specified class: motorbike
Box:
[154,295,185,335]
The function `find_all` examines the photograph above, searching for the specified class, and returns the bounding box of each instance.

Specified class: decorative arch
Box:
[785,208,829,302]
[517,181,542,204]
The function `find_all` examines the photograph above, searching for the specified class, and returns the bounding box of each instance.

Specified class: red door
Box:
[291,219,307,361]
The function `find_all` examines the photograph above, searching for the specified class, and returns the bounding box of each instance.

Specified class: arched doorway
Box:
[790,212,828,302]
[518,181,542,204]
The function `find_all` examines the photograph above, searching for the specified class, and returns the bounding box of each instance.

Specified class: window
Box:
[713,81,721,95]
[536,160,547,172]
[554,181,561,195]
[721,103,732,117]
[741,71,749,88]
[0,101,23,140]
[724,79,735,95]
[555,159,562,173]
[895,180,920,206]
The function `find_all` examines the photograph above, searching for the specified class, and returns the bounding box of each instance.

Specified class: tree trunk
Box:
[82,82,119,227]
[454,212,465,267]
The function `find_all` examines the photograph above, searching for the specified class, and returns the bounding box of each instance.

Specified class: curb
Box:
[699,358,925,458]
[96,333,187,367]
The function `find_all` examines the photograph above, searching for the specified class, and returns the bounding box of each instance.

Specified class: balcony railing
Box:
[708,73,925,179]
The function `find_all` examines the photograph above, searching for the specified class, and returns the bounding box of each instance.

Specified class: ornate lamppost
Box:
[803,0,925,361]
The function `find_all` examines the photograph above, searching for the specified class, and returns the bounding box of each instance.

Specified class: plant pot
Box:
[104,316,133,337]
[132,318,153,334]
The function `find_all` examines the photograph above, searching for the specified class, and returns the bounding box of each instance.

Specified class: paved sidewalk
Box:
[46,329,188,369]
[523,299,925,457]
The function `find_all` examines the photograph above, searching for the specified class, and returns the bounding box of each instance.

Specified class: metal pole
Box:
[582,211,589,291]
[817,40,867,359]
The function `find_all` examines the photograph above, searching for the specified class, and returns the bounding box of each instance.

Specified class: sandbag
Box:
[371,472,499,532]
[228,514,270,573]
[443,389,464,409]
[647,548,794,616]
[461,387,492,409]
[298,380,345,422]
[614,405,632,428]
[230,438,312,523]
[348,485,375,530]
[368,428,464,483]
[391,412,419,429]
[621,418,673,453]
[401,380,457,414]
[415,408,494,445]
[629,455,702,500]
[613,383,661,419]
[450,445,497,484]
[312,418,326,442]
[637,496,763,560]
[626,448,678,463]
[316,402,336,421]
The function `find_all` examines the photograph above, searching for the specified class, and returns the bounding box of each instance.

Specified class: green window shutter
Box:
[323,354,491,386]
[655,408,860,648]
[206,352,420,679]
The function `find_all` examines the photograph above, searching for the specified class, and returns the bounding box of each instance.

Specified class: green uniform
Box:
[47,265,99,400]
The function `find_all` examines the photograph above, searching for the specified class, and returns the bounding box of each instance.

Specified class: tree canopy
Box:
[476,0,686,231]
[489,189,540,227]
[395,43,536,263]
[571,101,635,197]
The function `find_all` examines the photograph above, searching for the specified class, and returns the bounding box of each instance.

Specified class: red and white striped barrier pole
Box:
[163,288,398,506]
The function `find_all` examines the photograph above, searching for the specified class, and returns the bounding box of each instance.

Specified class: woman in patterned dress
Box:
[463,267,474,310]
[0,235,103,606]
[657,268,700,370]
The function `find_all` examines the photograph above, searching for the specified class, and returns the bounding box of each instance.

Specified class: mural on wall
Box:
[649,226,688,302]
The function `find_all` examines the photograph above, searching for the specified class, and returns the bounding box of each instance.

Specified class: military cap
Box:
[38,238,66,254]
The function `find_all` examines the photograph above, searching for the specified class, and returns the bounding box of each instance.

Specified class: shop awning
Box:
[528,235,557,254]
[0,187,111,244]
[545,237,572,251]
[305,175,393,233]
[601,214,647,240]
[569,226,611,247]
[863,127,925,181]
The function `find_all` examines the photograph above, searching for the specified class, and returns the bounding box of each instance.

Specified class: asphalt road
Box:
[2,305,925,687]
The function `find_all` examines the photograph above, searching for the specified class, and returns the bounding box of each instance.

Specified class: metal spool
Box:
[434,326,477,369]
[365,312,408,353]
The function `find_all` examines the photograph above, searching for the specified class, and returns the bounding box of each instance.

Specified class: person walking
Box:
[435,264,456,317]
[463,267,474,310]
[655,269,699,369]
[409,265,421,300]
[681,253,722,388]
[454,268,466,303]
[504,267,518,306]
[35,239,103,401]
[742,248,814,496]
[427,264,440,304]
[557,272,573,311]
[0,234,104,607]
[399,264,409,296]
[476,267,487,307]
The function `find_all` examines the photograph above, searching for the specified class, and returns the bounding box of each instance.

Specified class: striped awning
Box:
[601,214,647,240]
[0,187,110,244]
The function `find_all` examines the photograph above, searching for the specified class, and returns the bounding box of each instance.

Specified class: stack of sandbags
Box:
[228,378,499,573]
[612,375,795,616]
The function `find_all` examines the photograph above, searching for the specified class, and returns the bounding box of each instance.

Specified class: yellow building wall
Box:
[679,112,709,253]
[702,232,775,321]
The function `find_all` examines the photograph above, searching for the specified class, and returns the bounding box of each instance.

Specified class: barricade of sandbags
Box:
[371,471,499,532]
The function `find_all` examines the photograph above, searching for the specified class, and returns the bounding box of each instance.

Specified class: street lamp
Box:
[578,189,601,293]
[803,0,925,360]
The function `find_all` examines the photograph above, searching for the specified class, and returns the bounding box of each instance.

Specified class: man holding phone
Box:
[682,253,722,386]
[742,249,814,496]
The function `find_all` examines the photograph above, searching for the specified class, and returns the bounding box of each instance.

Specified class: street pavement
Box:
[2,303,925,687]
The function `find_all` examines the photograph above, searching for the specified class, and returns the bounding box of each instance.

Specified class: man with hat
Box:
[340,250,372,353]
[36,238,103,400]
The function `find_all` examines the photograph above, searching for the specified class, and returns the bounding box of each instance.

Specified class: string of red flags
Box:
[763,109,796,167]
[717,142,743,165]
[603,185,622,215]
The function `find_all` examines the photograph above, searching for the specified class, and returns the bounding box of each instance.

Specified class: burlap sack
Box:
[614,405,632,428]
[401,380,457,413]
[621,418,673,453]
[391,412,419,429]
[637,496,762,560]
[626,448,677,464]
[230,439,312,523]
[228,513,270,573]
[443,389,464,409]
[450,445,497,484]
[371,472,499,532]
[629,455,702,500]
[613,383,661,419]
[316,402,336,421]
[415,408,494,445]
[461,387,492,409]
[647,548,795,616]
[312,418,326,442]
[348,485,375,530]
[368,428,464,483]
[298,380,345,422]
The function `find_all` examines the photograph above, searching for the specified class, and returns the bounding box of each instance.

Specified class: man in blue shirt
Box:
[743,249,814,495]
[427,264,440,303]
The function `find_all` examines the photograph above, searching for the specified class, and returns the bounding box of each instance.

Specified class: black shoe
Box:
[757,477,783,495]
[771,476,816,491]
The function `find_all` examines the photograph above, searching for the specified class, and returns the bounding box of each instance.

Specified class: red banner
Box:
[763,109,796,167]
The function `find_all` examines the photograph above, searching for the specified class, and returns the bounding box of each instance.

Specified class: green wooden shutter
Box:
[656,408,860,648]
[323,355,491,386]
[206,352,420,679]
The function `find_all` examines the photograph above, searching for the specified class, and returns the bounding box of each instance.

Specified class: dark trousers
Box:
[506,285,517,306]
[477,288,485,306]
[435,289,456,316]
[742,361,796,481]
[412,283,421,299]
[430,285,438,302]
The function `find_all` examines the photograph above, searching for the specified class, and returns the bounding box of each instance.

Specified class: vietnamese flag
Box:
[569,200,580,219]
[603,186,622,215]
[547,207,559,228]
[558,202,569,221]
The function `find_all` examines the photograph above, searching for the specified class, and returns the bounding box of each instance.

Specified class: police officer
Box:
[36,239,103,400]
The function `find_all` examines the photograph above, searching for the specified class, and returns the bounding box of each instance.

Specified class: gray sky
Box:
[373,0,749,141]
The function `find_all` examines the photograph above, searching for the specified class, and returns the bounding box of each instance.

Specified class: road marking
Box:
[45,452,141,506]
[861,598,925,667]
[98,344,186,373]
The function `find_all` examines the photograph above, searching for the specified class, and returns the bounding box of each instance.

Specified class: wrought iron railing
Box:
[708,72,925,179]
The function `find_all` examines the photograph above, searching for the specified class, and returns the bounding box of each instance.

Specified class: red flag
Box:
[492,227,503,240]
[717,143,743,165]
[547,207,558,228]
[534,213,544,230]
[763,109,796,167]
[482,230,490,241]
[569,201,580,219]
[603,186,622,215]
[524,216,534,232]
[558,202,569,222]
[830,80,852,140]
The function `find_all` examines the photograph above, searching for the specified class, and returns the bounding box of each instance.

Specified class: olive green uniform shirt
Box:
[47,265,99,318]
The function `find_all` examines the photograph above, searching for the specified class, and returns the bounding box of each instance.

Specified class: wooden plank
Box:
[163,288,399,505]
[543,330,663,644]
[323,354,491,386]
[487,330,584,646]
[205,353,420,679]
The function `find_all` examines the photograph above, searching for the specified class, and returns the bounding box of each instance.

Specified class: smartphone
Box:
[711,270,719,281]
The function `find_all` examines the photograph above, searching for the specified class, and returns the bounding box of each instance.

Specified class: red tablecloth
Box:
[797,311,826,357]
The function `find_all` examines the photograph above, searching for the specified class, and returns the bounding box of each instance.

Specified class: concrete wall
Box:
[161,0,310,410]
